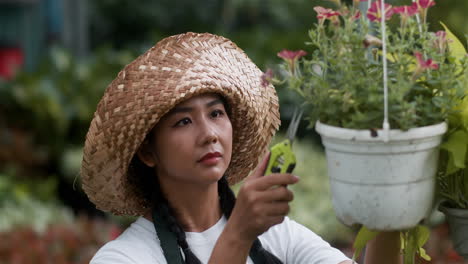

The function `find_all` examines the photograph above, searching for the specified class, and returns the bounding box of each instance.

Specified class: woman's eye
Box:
[211,109,225,118]
[175,118,191,127]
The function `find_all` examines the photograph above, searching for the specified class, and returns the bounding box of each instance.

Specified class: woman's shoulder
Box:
[261,216,317,239]
[90,217,166,264]
[260,217,350,264]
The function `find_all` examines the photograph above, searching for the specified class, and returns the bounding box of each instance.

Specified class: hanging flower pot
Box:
[439,203,468,259]
[265,0,466,262]
[316,121,447,230]
[264,0,465,230]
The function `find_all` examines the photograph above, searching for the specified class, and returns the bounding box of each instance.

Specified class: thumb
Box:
[249,151,271,179]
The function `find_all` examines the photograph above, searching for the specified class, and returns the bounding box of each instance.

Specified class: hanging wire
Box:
[380,0,390,142]
[412,0,426,59]
[413,0,423,35]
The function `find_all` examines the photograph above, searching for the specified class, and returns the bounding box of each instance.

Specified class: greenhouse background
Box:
[0,0,467,263]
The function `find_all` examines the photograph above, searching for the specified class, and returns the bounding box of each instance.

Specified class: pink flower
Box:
[412,0,436,24]
[415,52,438,70]
[393,5,418,17]
[434,31,448,54]
[352,10,361,21]
[435,31,446,42]
[314,6,341,26]
[277,49,307,75]
[277,49,307,61]
[435,31,446,39]
[414,0,436,9]
[393,5,418,28]
[261,69,274,87]
[367,1,394,22]
[413,51,438,80]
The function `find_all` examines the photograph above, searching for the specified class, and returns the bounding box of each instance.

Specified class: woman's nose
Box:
[205,132,218,144]
[199,121,218,145]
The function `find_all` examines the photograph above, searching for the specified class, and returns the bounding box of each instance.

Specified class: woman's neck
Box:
[145,180,223,232]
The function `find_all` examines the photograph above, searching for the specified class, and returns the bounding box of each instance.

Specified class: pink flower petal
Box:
[277,49,307,60]
[261,69,274,87]
[414,51,425,65]
[367,1,394,22]
[393,5,418,16]
[435,30,446,39]
[314,6,341,20]
[414,51,439,71]
[416,0,436,9]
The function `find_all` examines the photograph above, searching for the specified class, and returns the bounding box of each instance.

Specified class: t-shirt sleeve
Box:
[90,240,166,264]
[90,241,138,264]
[259,217,351,264]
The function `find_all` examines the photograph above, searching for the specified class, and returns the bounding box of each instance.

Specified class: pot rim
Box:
[315,121,447,142]
[439,202,468,216]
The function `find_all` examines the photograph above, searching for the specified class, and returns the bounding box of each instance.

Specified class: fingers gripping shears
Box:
[265,108,303,175]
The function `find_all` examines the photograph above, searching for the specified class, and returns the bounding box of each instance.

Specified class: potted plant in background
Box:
[436,28,468,258]
[264,0,467,262]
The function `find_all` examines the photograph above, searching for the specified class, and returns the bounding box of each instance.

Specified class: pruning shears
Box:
[265,108,303,175]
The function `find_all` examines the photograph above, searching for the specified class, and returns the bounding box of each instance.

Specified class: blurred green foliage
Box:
[287,137,354,243]
[0,170,58,203]
[0,171,73,233]
[0,47,134,154]
[88,0,467,63]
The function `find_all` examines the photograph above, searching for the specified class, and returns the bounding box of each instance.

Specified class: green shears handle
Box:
[265,139,296,175]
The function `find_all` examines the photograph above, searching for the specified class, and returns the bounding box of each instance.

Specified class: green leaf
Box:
[416,226,431,261]
[445,154,459,175]
[403,230,416,264]
[440,22,467,61]
[352,226,379,260]
[441,130,468,171]
[419,247,431,261]
[415,225,430,248]
[463,171,468,204]
[402,226,432,263]
[458,98,468,131]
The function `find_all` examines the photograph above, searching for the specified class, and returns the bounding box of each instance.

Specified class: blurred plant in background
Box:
[0,170,71,233]
[0,46,134,217]
[286,137,354,244]
[0,215,122,264]
[0,170,122,263]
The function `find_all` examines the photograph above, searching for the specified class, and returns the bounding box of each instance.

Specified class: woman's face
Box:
[141,93,233,186]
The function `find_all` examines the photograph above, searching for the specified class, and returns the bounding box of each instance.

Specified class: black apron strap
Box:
[249,239,268,264]
[153,206,267,264]
[152,207,185,264]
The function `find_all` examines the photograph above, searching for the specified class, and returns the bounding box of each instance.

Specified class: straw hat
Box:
[81,32,281,216]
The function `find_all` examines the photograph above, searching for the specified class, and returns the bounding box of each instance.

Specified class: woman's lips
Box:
[198,152,222,165]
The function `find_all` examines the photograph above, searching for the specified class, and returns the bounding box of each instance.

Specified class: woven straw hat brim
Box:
[81,32,280,216]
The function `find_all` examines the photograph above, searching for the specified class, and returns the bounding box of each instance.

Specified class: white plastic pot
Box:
[315,121,447,230]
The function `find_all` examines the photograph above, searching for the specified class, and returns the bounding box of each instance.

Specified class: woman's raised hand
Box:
[227,152,300,243]
[210,153,299,263]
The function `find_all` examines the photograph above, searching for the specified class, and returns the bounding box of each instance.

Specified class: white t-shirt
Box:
[91,216,350,264]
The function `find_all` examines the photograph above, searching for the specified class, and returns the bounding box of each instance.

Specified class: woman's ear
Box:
[136,140,157,167]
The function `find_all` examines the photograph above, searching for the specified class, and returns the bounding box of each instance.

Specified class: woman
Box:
[82,32,401,264]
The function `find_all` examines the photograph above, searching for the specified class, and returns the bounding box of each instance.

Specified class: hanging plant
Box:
[264,0,467,262]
